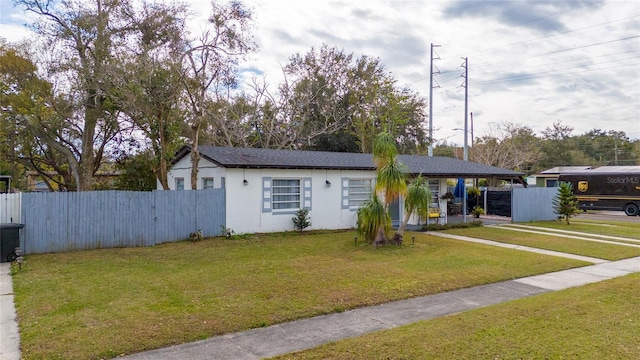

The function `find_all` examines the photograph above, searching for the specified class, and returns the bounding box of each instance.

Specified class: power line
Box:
[478,49,640,76]
[448,15,640,60]
[473,35,640,68]
[475,62,638,86]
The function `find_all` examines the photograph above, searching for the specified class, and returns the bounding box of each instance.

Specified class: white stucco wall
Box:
[224,168,376,234]
[159,156,227,190]
[162,155,450,234]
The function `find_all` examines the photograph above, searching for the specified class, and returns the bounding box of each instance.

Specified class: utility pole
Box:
[470,111,474,157]
[462,57,469,162]
[460,57,469,222]
[471,111,477,189]
[428,43,441,156]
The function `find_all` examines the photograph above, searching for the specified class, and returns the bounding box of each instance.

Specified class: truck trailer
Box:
[557,172,640,216]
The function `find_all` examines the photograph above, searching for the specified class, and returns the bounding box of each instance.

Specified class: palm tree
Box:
[357,132,433,245]
[376,156,408,207]
[395,175,431,238]
[356,192,390,244]
[357,132,408,245]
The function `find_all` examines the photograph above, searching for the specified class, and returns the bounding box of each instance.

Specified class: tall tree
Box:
[572,129,637,166]
[180,0,257,189]
[14,0,136,190]
[538,121,574,171]
[0,41,76,191]
[116,2,188,190]
[113,151,157,191]
[472,122,541,179]
[278,45,428,153]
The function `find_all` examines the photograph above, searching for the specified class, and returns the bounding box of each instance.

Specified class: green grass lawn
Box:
[273,273,640,360]
[522,219,640,240]
[444,226,640,260]
[12,231,586,360]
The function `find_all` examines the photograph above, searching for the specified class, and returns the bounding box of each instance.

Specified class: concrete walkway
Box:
[491,224,640,248]
[500,223,640,244]
[428,232,610,263]
[2,231,639,360]
[0,262,20,360]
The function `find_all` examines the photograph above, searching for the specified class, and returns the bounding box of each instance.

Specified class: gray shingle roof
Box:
[176,145,524,178]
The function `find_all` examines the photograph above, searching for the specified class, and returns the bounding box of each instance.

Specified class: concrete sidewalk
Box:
[0,262,20,360]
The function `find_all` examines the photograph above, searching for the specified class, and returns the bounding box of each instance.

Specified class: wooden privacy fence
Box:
[0,193,21,223]
[511,187,559,222]
[14,189,225,255]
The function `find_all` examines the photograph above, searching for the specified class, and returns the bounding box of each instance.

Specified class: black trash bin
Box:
[0,223,24,263]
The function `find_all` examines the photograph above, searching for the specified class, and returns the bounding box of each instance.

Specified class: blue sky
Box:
[2,0,639,142]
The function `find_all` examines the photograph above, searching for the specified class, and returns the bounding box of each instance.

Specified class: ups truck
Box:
[557,172,640,216]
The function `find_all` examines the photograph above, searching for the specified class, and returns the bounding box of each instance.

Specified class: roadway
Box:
[578,211,640,223]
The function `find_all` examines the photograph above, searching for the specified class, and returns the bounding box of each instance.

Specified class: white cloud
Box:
[2,0,639,143]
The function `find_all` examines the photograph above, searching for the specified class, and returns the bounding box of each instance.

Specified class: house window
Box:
[203,177,214,189]
[546,179,558,187]
[175,178,185,190]
[348,179,373,208]
[428,179,440,204]
[272,179,301,210]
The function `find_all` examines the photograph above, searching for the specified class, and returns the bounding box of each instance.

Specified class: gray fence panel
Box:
[67,192,105,251]
[195,189,226,238]
[153,190,196,244]
[0,193,21,223]
[113,191,156,248]
[21,192,69,254]
[153,189,225,244]
[512,187,559,222]
[20,189,225,254]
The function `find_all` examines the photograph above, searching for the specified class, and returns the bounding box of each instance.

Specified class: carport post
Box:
[463,179,467,223]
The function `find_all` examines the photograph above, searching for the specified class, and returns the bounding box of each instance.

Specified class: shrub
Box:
[472,206,485,217]
[553,182,580,225]
[292,209,312,231]
[421,220,483,231]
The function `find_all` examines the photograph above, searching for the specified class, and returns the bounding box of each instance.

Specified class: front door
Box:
[389,198,401,228]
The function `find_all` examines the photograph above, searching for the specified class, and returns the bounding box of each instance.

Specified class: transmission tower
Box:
[460,56,469,223]
[428,43,441,156]
[460,57,469,162]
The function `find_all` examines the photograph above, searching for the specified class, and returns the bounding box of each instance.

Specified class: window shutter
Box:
[303,177,312,210]
[262,177,272,213]
[341,177,349,209]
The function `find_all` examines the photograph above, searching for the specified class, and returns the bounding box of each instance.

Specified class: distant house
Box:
[585,166,640,174]
[0,175,10,194]
[26,170,121,191]
[164,146,524,234]
[530,166,592,187]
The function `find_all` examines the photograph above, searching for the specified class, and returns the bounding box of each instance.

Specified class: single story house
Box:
[529,166,592,187]
[164,146,524,234]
